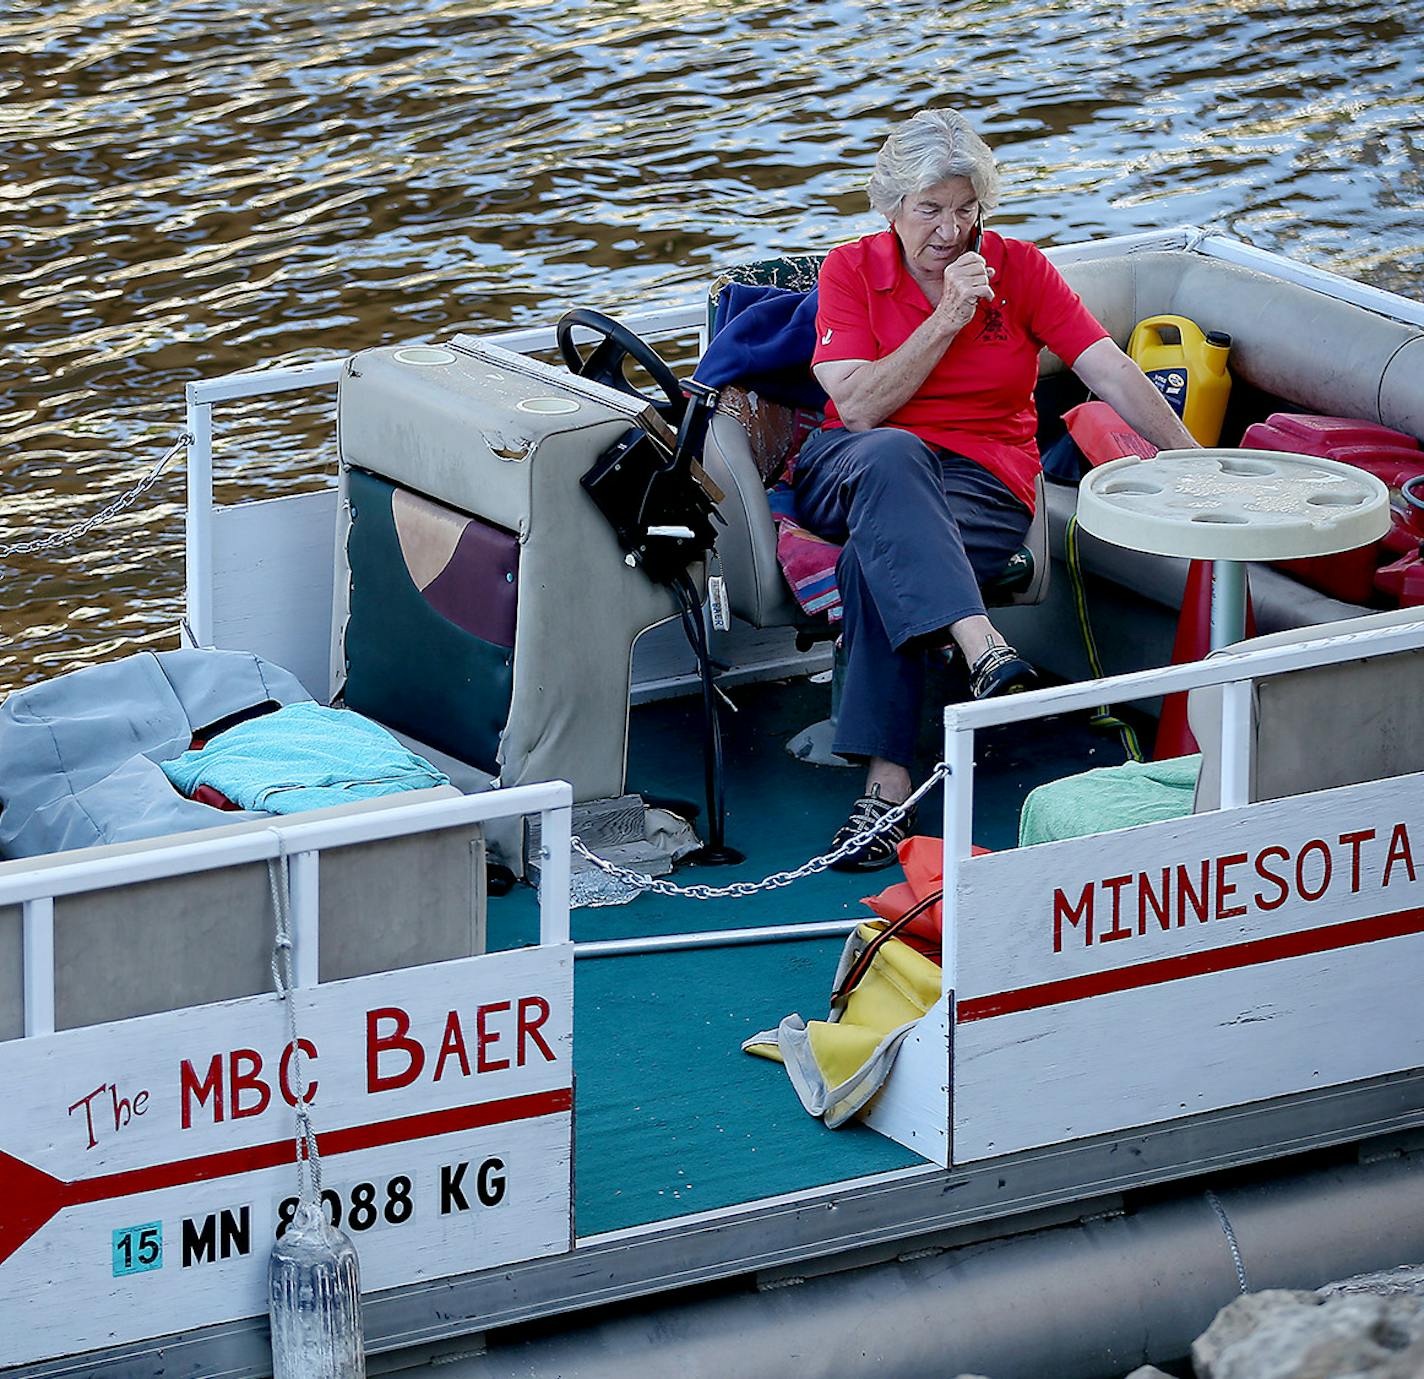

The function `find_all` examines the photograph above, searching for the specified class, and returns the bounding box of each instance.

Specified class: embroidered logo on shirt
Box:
[821,328,833,345]
[977,302,1010,343]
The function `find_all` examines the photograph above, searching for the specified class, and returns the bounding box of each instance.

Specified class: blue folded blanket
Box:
[693,283,828,411]
[162,702,450,814]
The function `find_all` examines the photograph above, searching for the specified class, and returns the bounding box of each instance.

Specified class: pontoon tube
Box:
[429,1151,1424,1379]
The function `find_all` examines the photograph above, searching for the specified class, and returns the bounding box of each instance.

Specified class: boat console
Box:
[335,337,706,805]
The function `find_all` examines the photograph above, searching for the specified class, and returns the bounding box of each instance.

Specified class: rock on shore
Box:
[955,1268,1424,1379]
[1193,1287,1424,1379]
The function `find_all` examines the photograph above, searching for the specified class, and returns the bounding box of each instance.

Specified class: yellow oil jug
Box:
[1127,315,1233,445]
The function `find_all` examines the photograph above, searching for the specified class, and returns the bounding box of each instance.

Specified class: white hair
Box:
[866,108,1001,220]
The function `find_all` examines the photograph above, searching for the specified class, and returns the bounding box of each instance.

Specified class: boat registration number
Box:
[0,945,574,1369]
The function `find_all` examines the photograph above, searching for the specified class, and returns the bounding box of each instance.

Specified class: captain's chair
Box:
[700,256,1051,638]
[704,398,1051,633]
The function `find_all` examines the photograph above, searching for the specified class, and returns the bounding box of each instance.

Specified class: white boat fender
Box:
[268,1205,365,1379]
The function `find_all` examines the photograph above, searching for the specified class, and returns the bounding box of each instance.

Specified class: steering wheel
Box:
[555,308,686,423]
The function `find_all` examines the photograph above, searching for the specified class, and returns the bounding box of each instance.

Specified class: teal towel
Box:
[162,702,449,814]
[1019,753,1203,847]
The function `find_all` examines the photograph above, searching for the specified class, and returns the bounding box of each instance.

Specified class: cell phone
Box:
[970,210,983,255]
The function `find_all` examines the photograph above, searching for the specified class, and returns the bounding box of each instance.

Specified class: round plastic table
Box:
[1076,448,1391,649]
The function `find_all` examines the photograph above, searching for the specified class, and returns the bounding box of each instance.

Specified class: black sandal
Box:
[968,643,1037,699]
[828,784,915,873]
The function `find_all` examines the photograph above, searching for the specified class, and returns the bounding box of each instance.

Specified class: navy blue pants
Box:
[792,426,1031,768]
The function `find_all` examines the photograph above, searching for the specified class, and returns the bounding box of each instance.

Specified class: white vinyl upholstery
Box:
[702,396,1050,631]
[702,404,802,629]
[998,249,1424,682]
[1189,607,1424,811]
[1052,253,1424,439]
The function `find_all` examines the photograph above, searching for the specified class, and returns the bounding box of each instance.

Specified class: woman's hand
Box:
[813,250,992,430]
[1071,338,1200,450]
[933,252,995,330]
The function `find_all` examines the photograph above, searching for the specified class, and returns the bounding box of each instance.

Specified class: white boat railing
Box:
[938,615,1424,996]
[181,310,704,648]
[4,779,574,1039]
[564,614,1424,964]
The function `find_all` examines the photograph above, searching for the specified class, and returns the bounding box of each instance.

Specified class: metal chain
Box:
[571,761,951,900]
[0,431,190,558]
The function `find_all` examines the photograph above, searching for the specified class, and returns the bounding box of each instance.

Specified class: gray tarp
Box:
[0,649,311,860]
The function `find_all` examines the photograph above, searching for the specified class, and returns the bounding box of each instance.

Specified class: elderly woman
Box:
[796,108,1198,871]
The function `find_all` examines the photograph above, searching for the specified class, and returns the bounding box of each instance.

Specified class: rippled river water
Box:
[2,0,1421,693]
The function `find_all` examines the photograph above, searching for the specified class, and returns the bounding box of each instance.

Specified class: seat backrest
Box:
[702,387,816,629]
[1189,606,1424,811]
[1051,252,1424,439]
[0,786,486,1040]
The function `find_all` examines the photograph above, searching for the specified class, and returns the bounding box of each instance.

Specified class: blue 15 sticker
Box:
[113,1221,163,1276]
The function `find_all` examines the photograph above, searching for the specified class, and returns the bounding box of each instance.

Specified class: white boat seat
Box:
[701,256,1051,635]
[1001,249,1424,687]
[702,386,1051,633]
[1049,252,1424,441]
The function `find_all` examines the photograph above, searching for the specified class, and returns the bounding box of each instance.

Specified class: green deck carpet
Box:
[572,941,920,1236]
[486,675,1133,1235]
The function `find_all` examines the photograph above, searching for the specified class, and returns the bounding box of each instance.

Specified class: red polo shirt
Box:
[812,228,1108,511]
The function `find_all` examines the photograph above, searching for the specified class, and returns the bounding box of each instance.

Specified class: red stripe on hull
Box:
[957,906,1424,1022]
[0,1086,572,1265]
[71,1086,573,1205]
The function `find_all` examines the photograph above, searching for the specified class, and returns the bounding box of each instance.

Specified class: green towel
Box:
[1019,754,1203,847]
